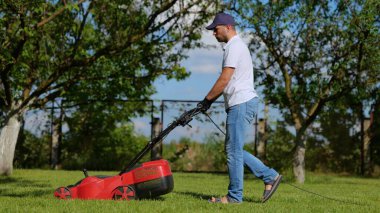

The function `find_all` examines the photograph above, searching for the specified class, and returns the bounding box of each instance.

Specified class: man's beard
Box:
[216,36,226,42]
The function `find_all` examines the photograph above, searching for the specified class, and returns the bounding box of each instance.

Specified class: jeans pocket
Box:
[245,98,258,124]
[226,104,240,125]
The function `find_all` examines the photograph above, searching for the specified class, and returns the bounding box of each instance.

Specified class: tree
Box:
[63,114,149,170]
[358,90,380,175]
[337,90,380,176]
[228,0,380,182]
[317,100,361,173]
[0,0,219,175]
[370,95,380,171]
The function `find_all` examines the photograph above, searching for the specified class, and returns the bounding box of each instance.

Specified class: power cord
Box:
[203,112,226,136]
[285,181,363,205]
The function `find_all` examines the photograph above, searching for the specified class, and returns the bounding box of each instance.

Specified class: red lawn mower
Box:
[54,107,202,200]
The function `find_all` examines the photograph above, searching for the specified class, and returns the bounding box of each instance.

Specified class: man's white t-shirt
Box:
[222,35,258,109]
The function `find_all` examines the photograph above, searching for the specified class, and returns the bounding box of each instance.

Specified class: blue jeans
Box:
[225,97,278,202]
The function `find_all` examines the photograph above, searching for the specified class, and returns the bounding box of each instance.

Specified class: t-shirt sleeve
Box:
[223,44,239,68]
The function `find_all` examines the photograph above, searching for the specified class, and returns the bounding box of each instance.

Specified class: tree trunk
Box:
[362,118,372,176]
[51,108,64,170]
[0,116,21,176]
[257,118,267,161]
[293,138,306,183]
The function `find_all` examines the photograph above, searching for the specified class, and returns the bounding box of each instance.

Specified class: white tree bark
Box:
[0,116,21,176]
[51,108,65,170]
[293,145,305,184]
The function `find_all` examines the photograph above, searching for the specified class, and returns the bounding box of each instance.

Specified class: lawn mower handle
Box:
[119,107,203,175]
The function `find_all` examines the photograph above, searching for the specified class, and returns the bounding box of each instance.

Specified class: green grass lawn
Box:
[0,169,379,212]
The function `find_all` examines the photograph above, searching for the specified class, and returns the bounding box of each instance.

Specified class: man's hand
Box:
[197,98,213,112]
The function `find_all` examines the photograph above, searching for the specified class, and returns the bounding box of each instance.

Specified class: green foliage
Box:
[163,134,226,172]
[13,130,51,169]
[371,98,380,169]
[227,0,380,127]
[62,111,149,170]
[316,104,361,173]
[13,117,149,171]
[0,0,219,124]
[247,0,376,119]
[0,0,220,175]
[263,117,361,174]
[265,122,295,173]
[226,0,380,181]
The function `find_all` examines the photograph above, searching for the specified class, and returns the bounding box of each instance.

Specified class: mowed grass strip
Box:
[0,169,379,212]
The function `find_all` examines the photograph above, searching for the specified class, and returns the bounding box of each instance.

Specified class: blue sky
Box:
[152,32,223,101]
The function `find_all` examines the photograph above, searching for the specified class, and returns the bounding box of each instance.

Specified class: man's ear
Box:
[226,25,235,32]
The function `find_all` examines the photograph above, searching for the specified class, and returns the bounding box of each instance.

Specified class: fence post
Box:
[151,117,162,160]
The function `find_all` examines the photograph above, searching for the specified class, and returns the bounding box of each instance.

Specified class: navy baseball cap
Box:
[206,13,235,30]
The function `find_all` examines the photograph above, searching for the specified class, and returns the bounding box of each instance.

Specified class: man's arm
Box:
[205,67,235,101]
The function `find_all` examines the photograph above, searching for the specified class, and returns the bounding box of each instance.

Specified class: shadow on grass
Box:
[0,176,52,198]
[174,191,213,200]
[0,176,20,184]
[0,188,52,198]
[174,191,262,203]
[0,176,51,187]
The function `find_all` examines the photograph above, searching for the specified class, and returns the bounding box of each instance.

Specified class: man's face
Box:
[213,25,229,42]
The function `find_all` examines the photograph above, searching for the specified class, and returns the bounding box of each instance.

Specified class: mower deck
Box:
[54,159,173,200]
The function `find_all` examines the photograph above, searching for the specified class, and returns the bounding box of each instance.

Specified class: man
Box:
[197,12,282,204]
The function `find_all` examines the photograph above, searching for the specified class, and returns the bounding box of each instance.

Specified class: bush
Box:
[62,124,148,170]
[14,130,51,169]
[163,134,226,172]
[265,123,294,173]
